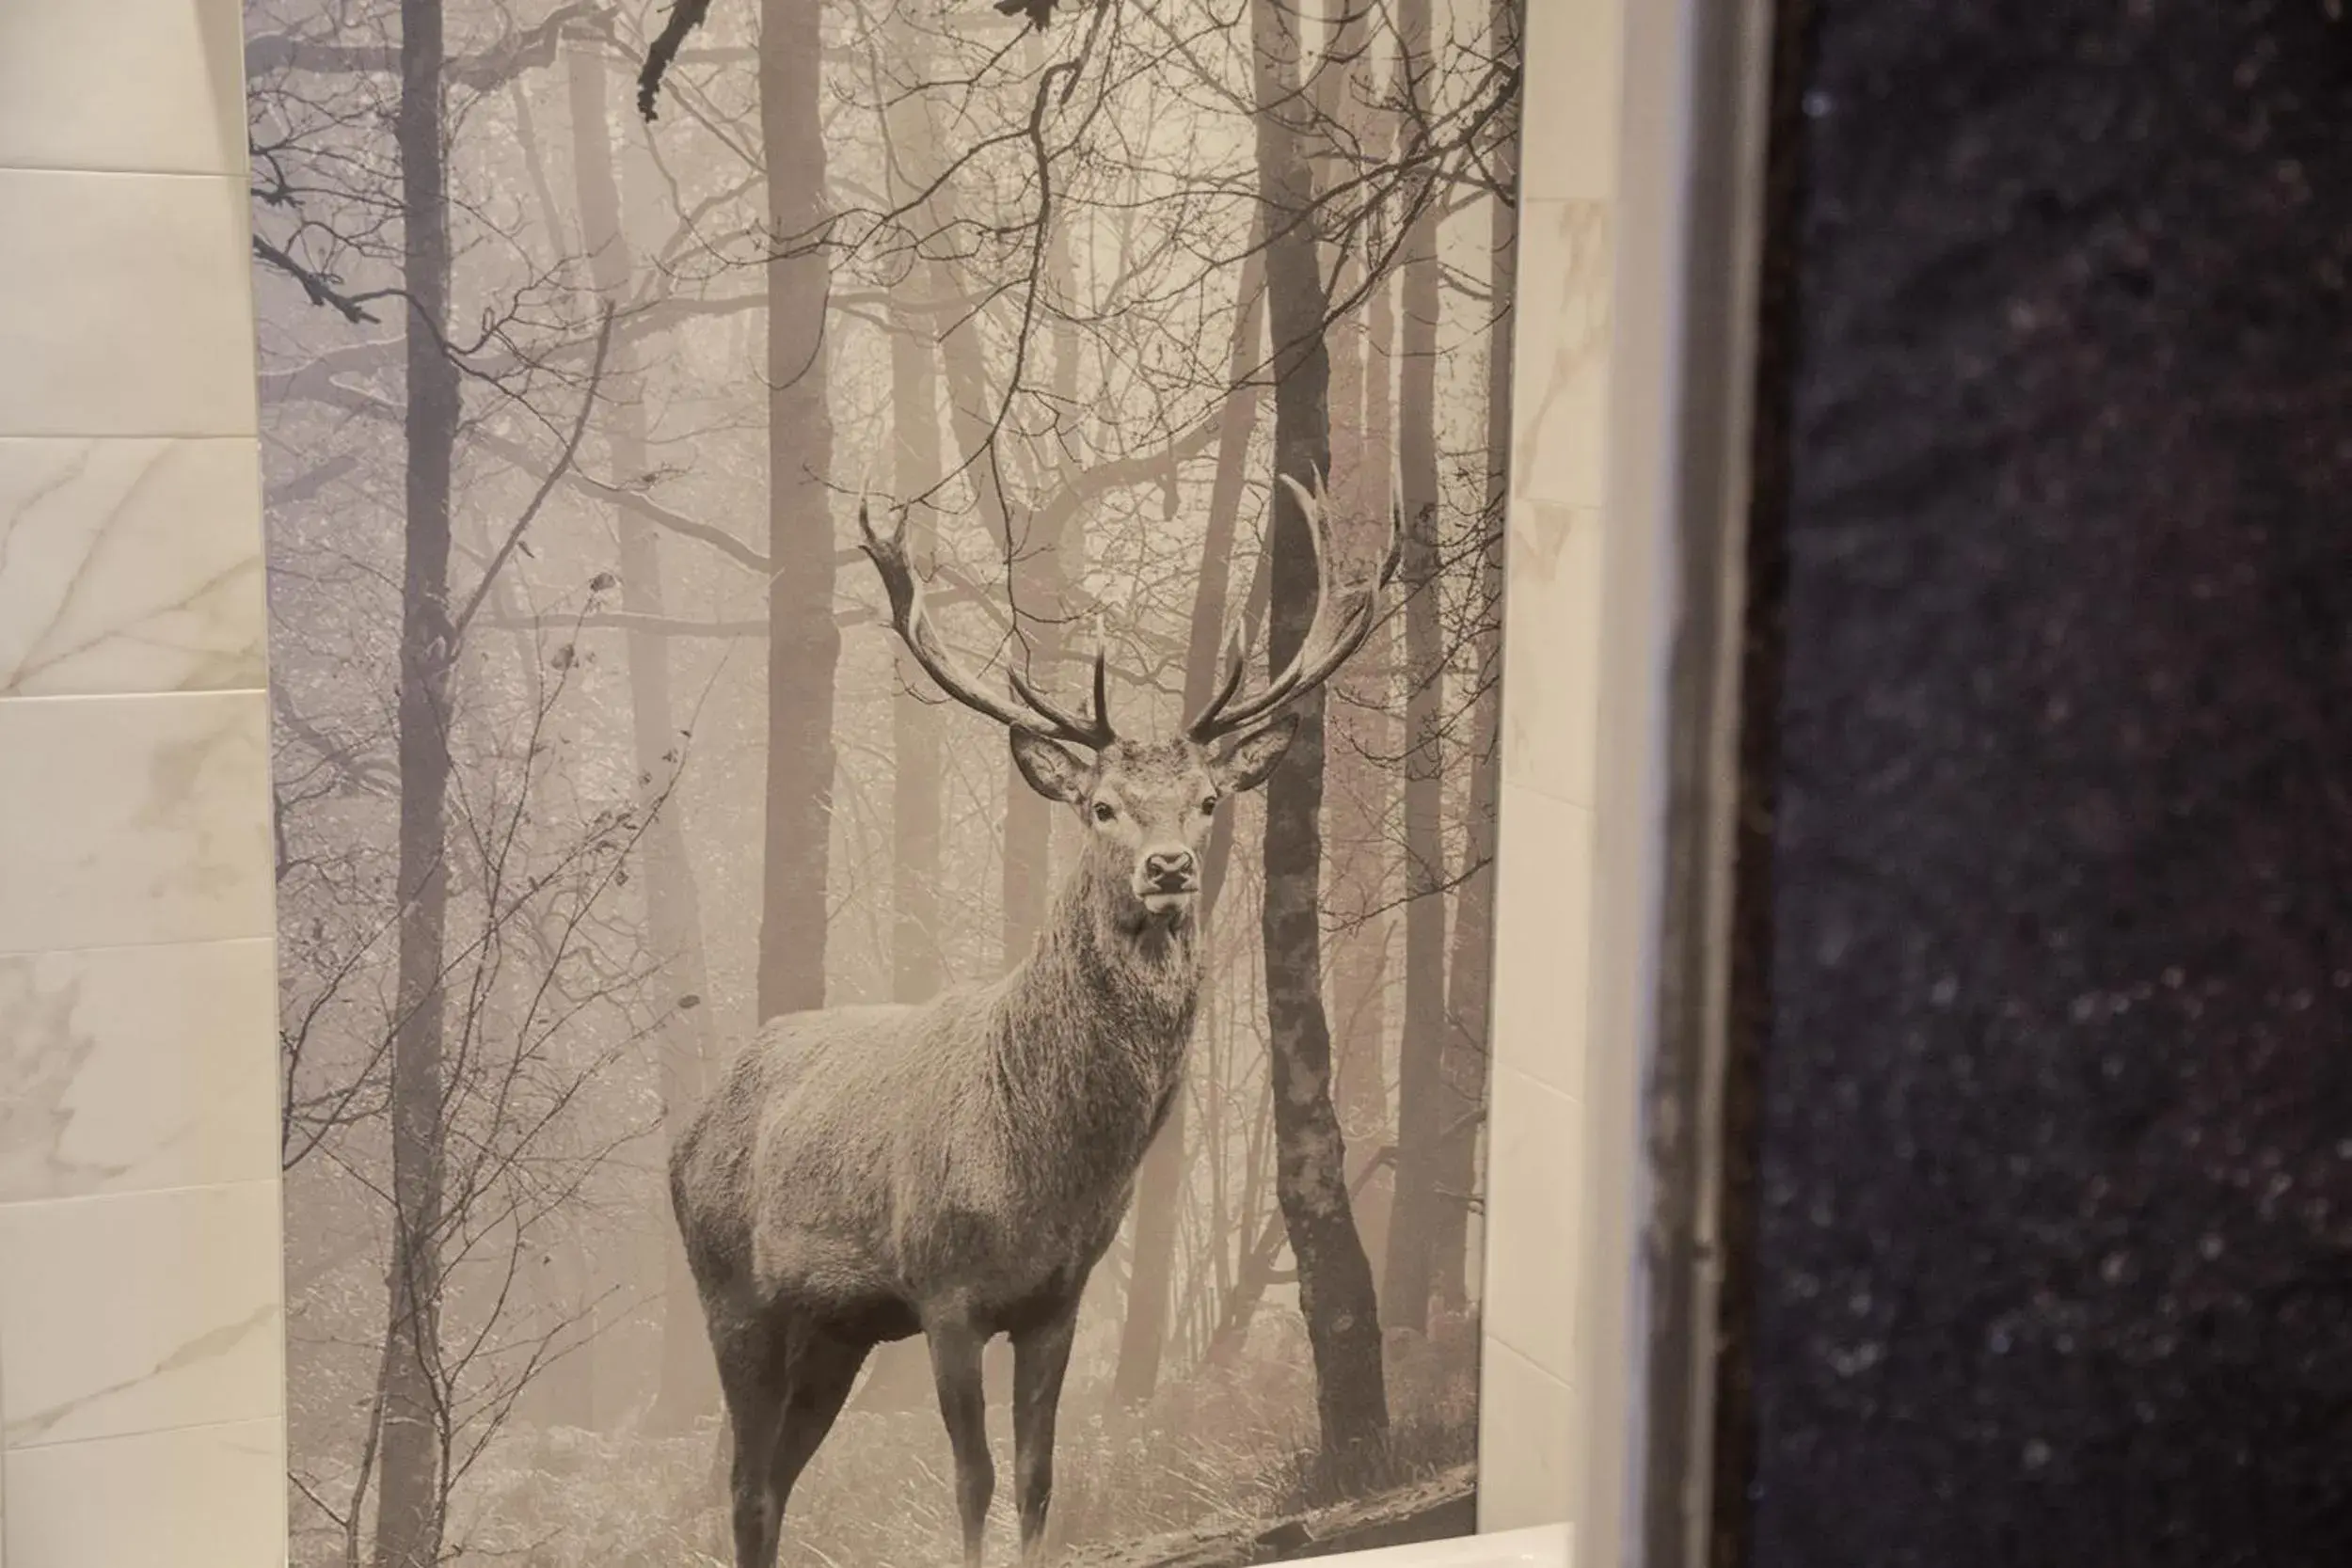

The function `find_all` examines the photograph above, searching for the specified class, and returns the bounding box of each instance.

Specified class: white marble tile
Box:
[0,2,245,176]
[1482,1065,1581,1383]
[1490,785,1592,1101]
[0,1182,282,1447]
[0,690,273,956]
[1511,199,1613,512]
[1502,501,1601,806]
[0,170,257,437]
[4,1418,284,1568]
[1519,0,1624,204]
[0,940,277,1204]
[0,438,265,696]
[1477,1336,1577,1531]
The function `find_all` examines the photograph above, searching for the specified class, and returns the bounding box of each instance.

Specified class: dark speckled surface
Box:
[1746,3,2352,1563]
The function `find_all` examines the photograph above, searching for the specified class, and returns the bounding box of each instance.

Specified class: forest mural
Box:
[245,0,1537,1561]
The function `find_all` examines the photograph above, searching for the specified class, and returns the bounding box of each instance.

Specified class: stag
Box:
[670,471,1398,1568]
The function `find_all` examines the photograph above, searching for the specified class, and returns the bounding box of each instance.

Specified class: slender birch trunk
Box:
[754,0,838,1022]
[1251,0,1390,1462]
[374,2,458,1560]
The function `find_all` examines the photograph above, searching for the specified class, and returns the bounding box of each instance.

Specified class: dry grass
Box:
[440,1311,1480,1568]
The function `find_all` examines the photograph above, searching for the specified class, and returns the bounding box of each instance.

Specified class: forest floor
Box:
[1064,1464,1476,1568]
[390,1316,1483,1568]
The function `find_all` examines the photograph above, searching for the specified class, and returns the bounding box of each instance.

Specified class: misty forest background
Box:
[246,0,1557,1562]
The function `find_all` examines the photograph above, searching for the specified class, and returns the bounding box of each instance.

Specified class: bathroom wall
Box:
[0,5,285,1567]
[1476,0,1622,1534]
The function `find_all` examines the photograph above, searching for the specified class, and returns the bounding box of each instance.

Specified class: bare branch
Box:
[452,306,615,641]
[246,3,608,90]
[253,234,378,324]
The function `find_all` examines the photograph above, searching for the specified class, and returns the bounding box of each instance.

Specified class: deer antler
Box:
[859,501,1117,750]
[1186,469,1403,743]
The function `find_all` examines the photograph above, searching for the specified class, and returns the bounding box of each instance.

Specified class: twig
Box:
[451,305,615,641]
[253,234,377,324]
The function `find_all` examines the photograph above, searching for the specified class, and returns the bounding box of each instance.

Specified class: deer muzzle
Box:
[1136,847,1200,914]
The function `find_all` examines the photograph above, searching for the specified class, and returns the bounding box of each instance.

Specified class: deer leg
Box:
[927,1318,995,1568]
[769,1333,869,1516]
[712,1314,792,1568]
[1011,1301,1080,1563]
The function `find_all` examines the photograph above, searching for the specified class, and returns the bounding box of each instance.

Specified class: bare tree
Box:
[375,5,464,1559]
[1248,0,1390,1465]
[1319,0,1402,1276]
[564,37,723,1430]
[882,14,949,1006]
[1112,240,1268,1406]
[1428,0,1522,1314]
[1379,0,1455,1337]
[755,0,841,1022]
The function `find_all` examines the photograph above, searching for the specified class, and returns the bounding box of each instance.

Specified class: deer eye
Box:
[1200,795,1218,816]
[1092,800,1117,823]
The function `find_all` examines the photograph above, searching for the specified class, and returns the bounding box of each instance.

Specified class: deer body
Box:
[675,831,1199,1345]
[674,477,1395,1568]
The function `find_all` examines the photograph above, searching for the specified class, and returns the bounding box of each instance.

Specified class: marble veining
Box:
[0,438,265,696]
[2,1305,278,1448]
[1511,201,1613,513]
[0,690,273,955]
[0,1183,282,1448]
[0,941,277,1202]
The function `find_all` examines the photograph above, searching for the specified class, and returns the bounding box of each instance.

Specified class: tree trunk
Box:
[1428,5,1519,1310]
[1110,247,1268,1404]
[564,40,723,1431]
[1379,0,1452,1338]
[755,0,838,1022]
[887,262,946,1004]
[374,3,458,1562]
[850,35,954,1417]
[1250,0,1389,1462]
[905,154,1035,974]
[1320,0,1399,1279]
[1001,193,1079,969]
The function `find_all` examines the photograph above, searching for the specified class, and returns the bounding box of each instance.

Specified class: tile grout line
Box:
[0,164,246,184]
[0,1170,284,1222]
[0,1409,287,1460]
[0,687,268,711]
[0,1177,282,1222]
[0,434,262,445]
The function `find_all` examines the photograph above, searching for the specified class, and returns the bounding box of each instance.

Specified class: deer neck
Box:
[992,847,1202,1145]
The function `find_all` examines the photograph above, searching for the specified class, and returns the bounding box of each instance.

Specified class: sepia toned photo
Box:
[246,0,1543,1562]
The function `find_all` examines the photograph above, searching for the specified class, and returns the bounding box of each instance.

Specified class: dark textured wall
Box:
[1745,3,2352,1564]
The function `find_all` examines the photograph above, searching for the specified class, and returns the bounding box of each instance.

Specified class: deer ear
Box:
[1009,729,1092,804]
[1210,714,1299,795]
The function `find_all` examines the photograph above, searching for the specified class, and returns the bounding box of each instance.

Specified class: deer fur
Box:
[672,476,1394,1568]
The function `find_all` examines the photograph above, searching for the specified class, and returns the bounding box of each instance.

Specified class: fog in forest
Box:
[245,0,1564,1560]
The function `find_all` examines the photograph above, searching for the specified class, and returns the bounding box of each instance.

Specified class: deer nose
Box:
[1143,849,1197,890]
